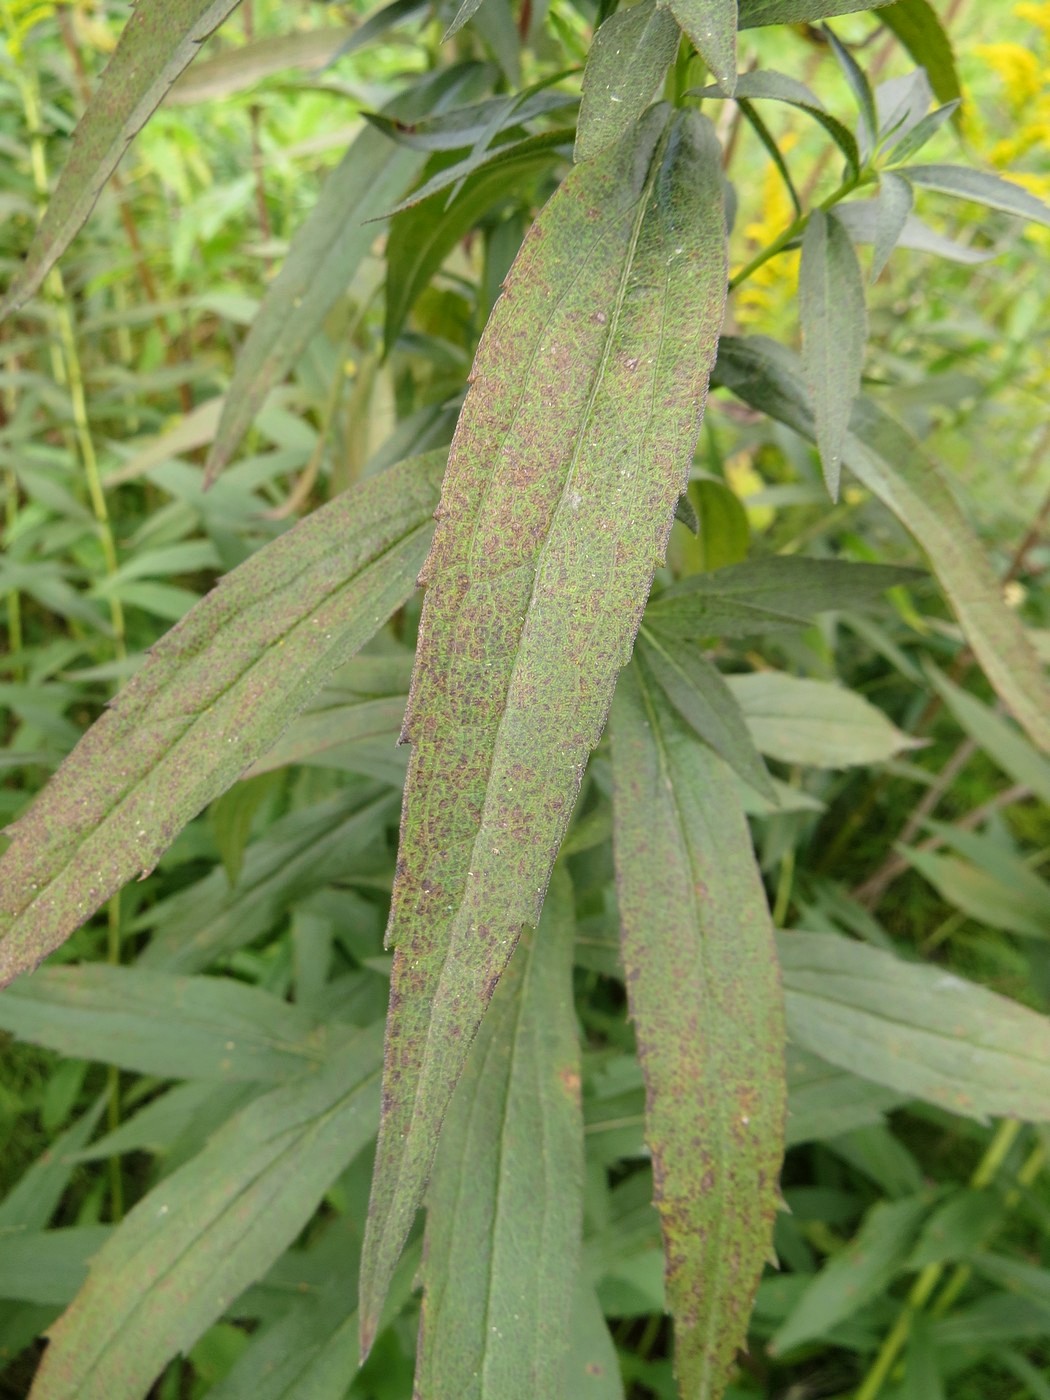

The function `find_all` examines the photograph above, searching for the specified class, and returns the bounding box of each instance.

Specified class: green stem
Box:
[854,1120,1025,1400]
[729,170,872,293]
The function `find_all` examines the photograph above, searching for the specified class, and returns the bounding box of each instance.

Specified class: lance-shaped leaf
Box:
[738,0,894,26]
[359,105,728,1348]
[779,930,1050,1120]
[575,3,682,163]
[666,0,737,96]
[903,163,1050,227]
[29,1028,383,1400]
[799,209,867,499]
[416,871,583,1398]
[725,671,913,767]
[711,336,1050,753]
[870,169,914,280]
[0,452,444,990]
[692,70,859,175]
[611,658,784,1396]
[203,66,485,482]
[1,0,242,318]
[880,0,962,112]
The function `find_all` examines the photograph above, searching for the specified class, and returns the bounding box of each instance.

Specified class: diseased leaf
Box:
[770,1196,928,1354]
[779,929,1050,1120]
[30,1028,383,1400]
[575,3,682,163]
[667,0,737,95]
[0,455,443,990]
[879,0,962,111]
[416,871,583,1399]
[799,209,867,498]
[647,555,919,638]
[738,0,894,23]
[904,164,1050,226]
[726,671,913,766]
[637,632,775,798]
[0,0,242,317]
[359,105,728,1349]
[611,661,785,1397]
[0,967,330,1082]
[203,66,485,481]
[711,336,1050,752]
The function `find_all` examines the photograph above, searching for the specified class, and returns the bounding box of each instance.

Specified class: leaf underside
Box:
[612,659,785,1397]
[0,453,444,989]
[359,103,729,1349]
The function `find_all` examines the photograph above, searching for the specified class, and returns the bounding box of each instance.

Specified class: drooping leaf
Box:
[203,66,486,482]
[778,929,1050,1120]
[871,169,914,279]
[164,25,355,104]
[0,966,331,1082]
[666,0,737,95]
[0,453,443,989]
[416,871,583,1398]
[879,0,963,112]
[799,209,867,498]
[738,0,894,23]
[693,69,859,174]
[904,164,1050,226]
[611,661,785,1397]
[646,555,919,637]
[359,105,728,1349]
[726,670,913,766]
[575,3,682,163]
[29,1028,383,1400]
[0,0,243,318]
[711,336,1050,752]
[923,662,1050,806]
[637,631,775,798]
[770,1196,929,1354]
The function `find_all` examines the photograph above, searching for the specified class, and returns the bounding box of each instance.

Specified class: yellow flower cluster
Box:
[973,5,1050,171]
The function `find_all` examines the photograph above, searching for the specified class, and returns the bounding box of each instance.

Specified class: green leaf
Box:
[666,0,737,95]
[611,661,784,1397]
[711,336,1050,753]
[770,1196,928,1354]
[900,826,1050,941]
[784,1047,905,1146]
[0,1098,107,1232]
[203,66,484,481]
[871,169,914,279]
[835,194,995,264]
[0,454,443,990]
[885,100,958,165]
[725,671,912,766]
[359,105,728,1350]
[164,24,356,104]
[29,1028,383,1400]
[823,23,878,157]
[563,1281,625,1399]
[0,0,242,318]
[647,555,918,638]
[0,967,330,1082]
[692,478,751,570]
[416,871,583,1398]
[694,69,859,175]
[738,0,894,23]
[904,164,1050,227]
[924,662,1050,806]
[799,209,867,498]
[779,929,1050,1120]
[637,632,775,799]
[575,3,682,163]
[879,0,962,111]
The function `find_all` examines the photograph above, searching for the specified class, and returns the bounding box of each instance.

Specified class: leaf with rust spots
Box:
[0,453,444,989]
[611,657,785,1398]
[416,870,582,1399]
[1,1,242,319]
[359,104,728,1348]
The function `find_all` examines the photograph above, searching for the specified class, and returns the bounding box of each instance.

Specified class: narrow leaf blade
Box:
[0,453,443,988]
[905,163,1050,227]
[416,871,583,1398]
[359,105,728,1348]
[574,3,682,163]
[1,0,241,317]
[611,661,785,1396]
[879,0,962,111]
[799,208,867,498]
[738,0,894,22]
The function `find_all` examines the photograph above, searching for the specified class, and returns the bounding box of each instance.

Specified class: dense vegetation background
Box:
[0,1,1049,1397]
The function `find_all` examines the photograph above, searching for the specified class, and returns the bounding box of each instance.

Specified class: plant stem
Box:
[729,170,870,292]
[855,1119,1026,1400]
